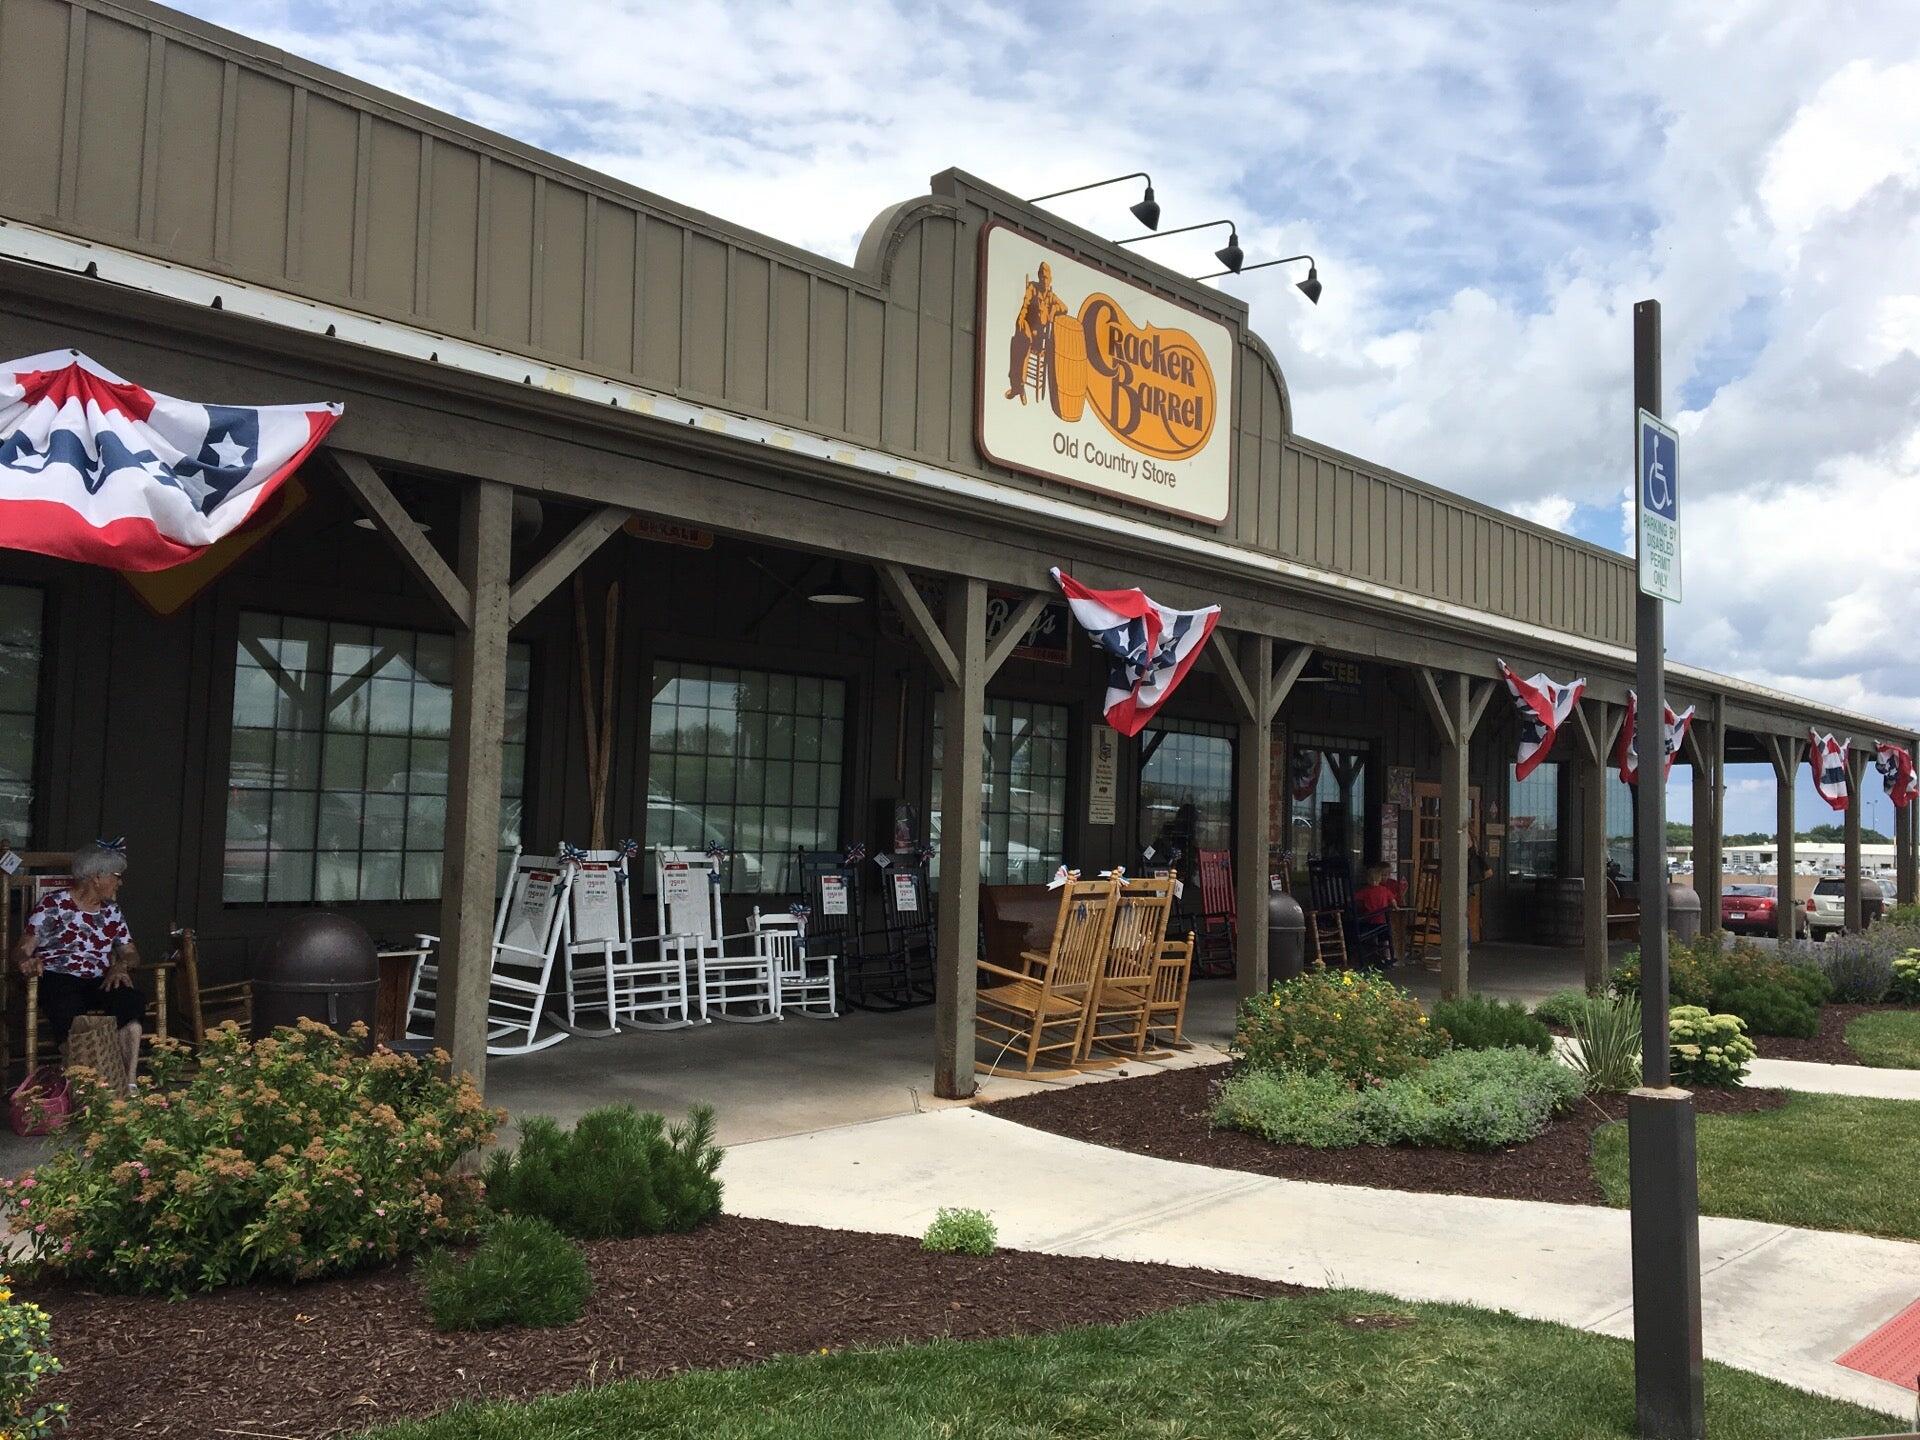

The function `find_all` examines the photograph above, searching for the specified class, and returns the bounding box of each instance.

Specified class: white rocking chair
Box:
[654,847,779,1023]
[752,908,838,1020]
[560,849,694,1031]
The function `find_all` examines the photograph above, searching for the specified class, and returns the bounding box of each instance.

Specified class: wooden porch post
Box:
[1417,669,1495,1001]
[1687,715,1722,933]
[1575,701,1623,993]
[1901,743,1918,906]
[1844,749,1865,932]
[439,479,513,1090]
[1766,736,1801,943]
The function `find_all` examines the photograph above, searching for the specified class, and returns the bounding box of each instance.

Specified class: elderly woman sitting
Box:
[12,840,145,1091]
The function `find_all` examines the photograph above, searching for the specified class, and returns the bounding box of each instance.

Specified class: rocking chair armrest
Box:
[1015,949,1056,973]
[977,959,1039,984]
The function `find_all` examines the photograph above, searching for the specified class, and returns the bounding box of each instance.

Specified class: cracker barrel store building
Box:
[0,0,1914,1098]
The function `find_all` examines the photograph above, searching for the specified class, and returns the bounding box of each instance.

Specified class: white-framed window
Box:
[222,613,530,904]
[643,661,846,895]
[0,585,44,846]
[930,698,1070,886]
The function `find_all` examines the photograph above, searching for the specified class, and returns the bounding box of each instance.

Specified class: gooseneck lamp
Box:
[1114,220,1244,274]
[1197,253,1323,303]
[1027,172,1159,230]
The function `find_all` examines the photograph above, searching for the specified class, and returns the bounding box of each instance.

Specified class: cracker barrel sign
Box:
[977,223,1237,524]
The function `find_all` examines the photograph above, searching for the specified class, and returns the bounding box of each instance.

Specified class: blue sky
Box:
[174,1,1920,835]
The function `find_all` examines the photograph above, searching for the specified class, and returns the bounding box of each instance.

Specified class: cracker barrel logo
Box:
[1001,262,1217,461]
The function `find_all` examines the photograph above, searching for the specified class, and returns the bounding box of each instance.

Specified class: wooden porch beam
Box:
[1464,679,1497,739]
[507,504,631,626]
[1265,643,1316,725]
[325,450,472,629]
[1414,667,1456,749]
[876,563,960,688]
[1208,630,1258,724]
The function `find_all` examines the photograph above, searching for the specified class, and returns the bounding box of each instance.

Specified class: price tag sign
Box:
[820,874,849,916]
[892,870,920,913]
[570,862,620,945]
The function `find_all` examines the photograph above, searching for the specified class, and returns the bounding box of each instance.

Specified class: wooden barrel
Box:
[1048,315,1088,422]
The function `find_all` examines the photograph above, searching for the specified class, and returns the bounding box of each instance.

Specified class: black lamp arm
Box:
[1026,172,1152,204]
[1196,253,1317,280]
[1114,218,1236,247]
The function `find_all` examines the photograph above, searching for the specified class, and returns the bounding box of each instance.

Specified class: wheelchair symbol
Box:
[1644,452,1672,512]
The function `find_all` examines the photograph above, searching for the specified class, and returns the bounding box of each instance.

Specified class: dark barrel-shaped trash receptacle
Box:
[1268,888,1306,984]
[1665,884,1702,944]
[253,911,381,1041]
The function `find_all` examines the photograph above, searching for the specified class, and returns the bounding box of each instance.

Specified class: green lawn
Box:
[358,1292,1884,1440]
[1593,1092,1920,1241]
[1846,1009,1920,1069]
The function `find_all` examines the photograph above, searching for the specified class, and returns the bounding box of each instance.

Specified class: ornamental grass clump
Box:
[421,1216,592,1332]
[0,1020,497,1294]
[921,1207,998,1256]
[484,1104,722,1239]
[1669,1006,1756,1087]
[1429,995,1553,1055]
[1232,969,1436,1084]
[0,1277,64,1439]
[1569,993,1642,1094]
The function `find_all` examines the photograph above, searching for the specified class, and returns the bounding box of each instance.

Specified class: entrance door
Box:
[1413,782,1483,942]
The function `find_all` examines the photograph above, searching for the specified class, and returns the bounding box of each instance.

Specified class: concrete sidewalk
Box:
[720,1106,1920,1420]
[1747,1055,1920,1100]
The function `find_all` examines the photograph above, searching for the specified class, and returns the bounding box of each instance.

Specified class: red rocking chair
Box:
[1192,848,1236,978]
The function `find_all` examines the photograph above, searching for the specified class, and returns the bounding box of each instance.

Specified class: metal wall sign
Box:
[1637,409,1680,602]
[976,223,1237,525]
[986,586,1072,666]
[1088,725,1119,826]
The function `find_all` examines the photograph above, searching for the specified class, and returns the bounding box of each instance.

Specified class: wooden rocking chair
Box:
[169,926,253,1046]
[1409,863,1443,969]
[974,876,1116,1079]
[1306,855,1351,968]
[1192,848,1236,978]
[1147,932,1197,1049]
[1082,876,1175,1062]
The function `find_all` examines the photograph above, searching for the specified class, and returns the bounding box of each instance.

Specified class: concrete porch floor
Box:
[488,940,1601,1145]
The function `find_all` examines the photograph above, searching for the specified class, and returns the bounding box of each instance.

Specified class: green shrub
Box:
[1233,970,1437,1084]
[1670,1006,1755,1087]
[1570,993,1643,1093]
[0,1278,63,1438]
[0,1021,496,1294]
[483,1105,722,1239]
[1887,903,1920,928]
[1891,948,1920,1004]
[1431,996,1552,1054]
[1712,983,1819,1039]
[422,1215,591,1331]
[1210,1068,1368,1148]
[921,1207,998,1256]
[1212,1049,1579,1152]
[1532,989,1592,1028]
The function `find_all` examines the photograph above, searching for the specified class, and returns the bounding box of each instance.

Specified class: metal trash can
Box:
[1665,884,1702,944]
[1268,888,1307,984]
[253,911,381,1042]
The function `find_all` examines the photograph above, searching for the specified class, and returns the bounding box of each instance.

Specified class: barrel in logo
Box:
[1048,315,1088,422]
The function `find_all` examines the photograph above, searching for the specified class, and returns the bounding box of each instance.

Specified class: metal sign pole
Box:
[1628,298,1705,1440]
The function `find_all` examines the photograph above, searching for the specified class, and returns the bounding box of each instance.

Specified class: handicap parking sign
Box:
[1637,409,1680,602]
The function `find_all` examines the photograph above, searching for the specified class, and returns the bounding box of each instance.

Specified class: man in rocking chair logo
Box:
[977,224,1237,525]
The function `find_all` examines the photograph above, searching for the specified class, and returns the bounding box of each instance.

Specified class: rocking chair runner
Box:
[974,876,1117,1079]
[1192,849,1236,978]
[1082,876,1176,1062]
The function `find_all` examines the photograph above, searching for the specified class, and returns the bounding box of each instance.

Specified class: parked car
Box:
[1721,882,1803,938]
[1805,876,1886,939]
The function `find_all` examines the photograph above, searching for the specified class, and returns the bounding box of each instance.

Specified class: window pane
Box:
[221,611,529,905]
[930,699,1070,887]
[1508,761,1561,879]
[643,661,846,894]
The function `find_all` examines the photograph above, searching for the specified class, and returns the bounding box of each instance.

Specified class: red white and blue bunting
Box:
[1051,567,1219,737]
[1614,691,1694,786]
[1874,742,1918,810]
[0,350,341,571]
[1498,660,1586,780]
[1809,732,1852,813]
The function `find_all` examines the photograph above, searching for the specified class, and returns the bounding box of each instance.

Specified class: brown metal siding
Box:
[3,0,1638,650]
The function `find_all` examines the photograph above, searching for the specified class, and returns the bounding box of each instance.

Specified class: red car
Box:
[1721,882,1803,937]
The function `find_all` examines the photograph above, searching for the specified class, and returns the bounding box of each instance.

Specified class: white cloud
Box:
[171,0,1920,748]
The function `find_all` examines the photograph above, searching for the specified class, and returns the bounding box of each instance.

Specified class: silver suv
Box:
[1806,876,1885,939]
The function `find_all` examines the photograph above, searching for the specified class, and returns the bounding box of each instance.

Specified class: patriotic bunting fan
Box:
[1051,568,1220,737]
[1499,661,1586,780]
[0,350,341,571]
[1874,741,1918,809]
[1289,746,1322,802]
[1615,691,1695,786]
[1809,732,1852,813]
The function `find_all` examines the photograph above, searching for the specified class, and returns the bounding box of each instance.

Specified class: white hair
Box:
[72,843,129,881]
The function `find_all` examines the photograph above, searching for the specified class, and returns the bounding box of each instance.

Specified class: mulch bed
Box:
[1749,1002,1920,1065]
[28,1215,1299,1439]
[986,1064,1787,1207]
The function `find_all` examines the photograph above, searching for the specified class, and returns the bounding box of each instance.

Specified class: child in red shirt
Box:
[1352,864,1403,930]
